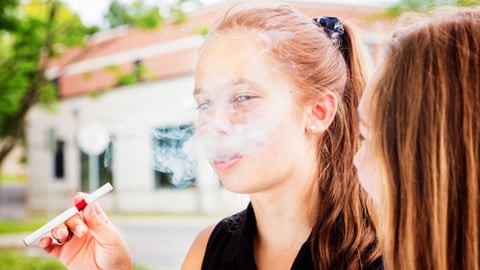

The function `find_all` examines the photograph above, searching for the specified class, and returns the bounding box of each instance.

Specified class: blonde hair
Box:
[207,2,380,269]
[370,7,480,270]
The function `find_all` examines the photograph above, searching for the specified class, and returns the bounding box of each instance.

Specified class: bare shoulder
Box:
[180,223,216,270]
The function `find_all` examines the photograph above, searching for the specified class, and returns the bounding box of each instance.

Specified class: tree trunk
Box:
[0,0,58,171]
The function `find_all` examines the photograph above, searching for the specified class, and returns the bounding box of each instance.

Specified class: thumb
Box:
[82,202,119,244]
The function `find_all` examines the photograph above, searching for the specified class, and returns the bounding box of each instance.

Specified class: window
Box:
[152,125,196,189]
[80,140,113,192]
[54,140,65,179]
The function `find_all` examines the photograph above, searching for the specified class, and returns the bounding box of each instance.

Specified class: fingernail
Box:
[39,238,47,248]
[53,227,65,238]
[76,224,87,237]
[93,203,101,215]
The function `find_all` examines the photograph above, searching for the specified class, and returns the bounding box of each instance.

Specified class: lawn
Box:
[0,249,66,270]
[0,174,27,184]
[0,220,47,234]
[0,249,150,270]
[0,221,151,268]
[0,219,69,269]
[0,221,150,269]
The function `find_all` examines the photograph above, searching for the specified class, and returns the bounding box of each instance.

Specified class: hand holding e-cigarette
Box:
[24,183,114,246]
[34,183,133,270]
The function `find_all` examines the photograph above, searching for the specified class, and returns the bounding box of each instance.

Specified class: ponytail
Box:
[209,5,381,269]
[311,20,381,269]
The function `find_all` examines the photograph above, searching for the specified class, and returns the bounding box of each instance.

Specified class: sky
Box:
[62,0,398,27]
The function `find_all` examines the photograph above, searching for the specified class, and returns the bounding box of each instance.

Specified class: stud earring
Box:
[309,125,317,132]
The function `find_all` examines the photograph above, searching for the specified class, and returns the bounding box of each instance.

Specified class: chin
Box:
[220,178,254,194]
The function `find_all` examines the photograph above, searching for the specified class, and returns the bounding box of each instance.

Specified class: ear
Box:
[305,90,338,135]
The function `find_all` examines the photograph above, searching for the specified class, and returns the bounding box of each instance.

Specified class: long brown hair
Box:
[207,2,380,269]
[369,7,480,270]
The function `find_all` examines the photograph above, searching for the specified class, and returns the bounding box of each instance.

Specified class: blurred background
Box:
[0,0,477,269]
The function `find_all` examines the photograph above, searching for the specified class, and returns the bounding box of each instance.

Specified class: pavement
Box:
[0,183,220,270]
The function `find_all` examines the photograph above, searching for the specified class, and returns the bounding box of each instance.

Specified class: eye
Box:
[196,100,212,111]
[233,94,256,103]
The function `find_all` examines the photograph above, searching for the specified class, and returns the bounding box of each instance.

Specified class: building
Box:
[25,1,393,214]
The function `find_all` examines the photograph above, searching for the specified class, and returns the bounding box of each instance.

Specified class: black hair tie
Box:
[313,16,350,63]
[313,16,344,40]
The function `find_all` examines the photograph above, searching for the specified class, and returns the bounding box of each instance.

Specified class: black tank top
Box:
[201,203,314,270]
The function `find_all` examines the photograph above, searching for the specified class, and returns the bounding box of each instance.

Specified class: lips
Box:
[213,155,242,170]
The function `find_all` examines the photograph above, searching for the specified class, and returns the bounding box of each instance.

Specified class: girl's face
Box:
[354,70,383,206]
[194,33,316,194]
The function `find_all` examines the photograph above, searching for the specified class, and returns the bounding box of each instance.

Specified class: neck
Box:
[249,173,318,247]
[249,177,318,270]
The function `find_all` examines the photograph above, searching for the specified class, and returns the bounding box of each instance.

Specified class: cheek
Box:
[195,117,208,138]
[354,146,367,185]
[353,145,365,173]
[354,145,382,205]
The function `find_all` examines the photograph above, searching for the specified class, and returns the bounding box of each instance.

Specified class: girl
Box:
[183,2,380,269]
[355,7,480,270]
[41,2,381,270]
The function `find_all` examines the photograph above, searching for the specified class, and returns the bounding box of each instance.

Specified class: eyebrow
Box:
[193,87,203,96]
[193,78,257,96]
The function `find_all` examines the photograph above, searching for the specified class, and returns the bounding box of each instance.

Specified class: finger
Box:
[51,226,71,244]
[83,202,118,242]
[86,201,112,226]
[39,235,53,249]
[39,235,65,259]
[71,192,88,205]
[62,193,89,238]
[39,236,58,255]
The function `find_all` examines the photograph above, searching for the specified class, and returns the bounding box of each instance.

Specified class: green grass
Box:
[0,249,66,270]
[0,249,150,270]
[0,220,47,234]
[0,174,27,184]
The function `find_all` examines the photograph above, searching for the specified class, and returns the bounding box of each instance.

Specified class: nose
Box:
[353,147,362,169]
[205,103,233,135]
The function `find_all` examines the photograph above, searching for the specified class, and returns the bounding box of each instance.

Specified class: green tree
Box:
[0,0,204,170]
[0,0,19,64]
[104,0,202,29]
[0,0,19,31]
[104,0,164,29]
[375,0,480,18]
[0,0,96,170]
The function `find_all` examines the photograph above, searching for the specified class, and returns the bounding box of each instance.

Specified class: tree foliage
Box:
[0,0,19,32]
[105,0,164,29]
[370,0,480,19]
[0,0,96,169]
[104,0,202,29]
[0,0,203,170]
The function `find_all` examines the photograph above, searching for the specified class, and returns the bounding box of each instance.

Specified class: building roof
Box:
[48,1,392,98]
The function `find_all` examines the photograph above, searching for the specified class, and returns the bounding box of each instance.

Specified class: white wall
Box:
[26,75,248,215]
